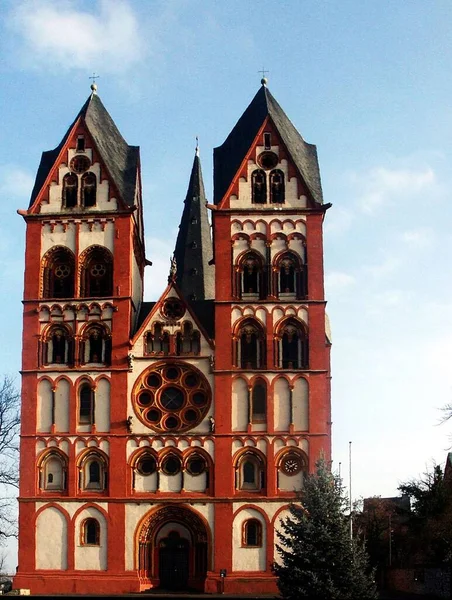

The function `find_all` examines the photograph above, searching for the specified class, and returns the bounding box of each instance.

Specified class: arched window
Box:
[161,454,182,476]
[278,320,309,369]
[243,519,263,547]
[145,323,170,355]
[42,246,75,299]
[237,252,266,299]
[81,325,111,366]
[236,452,265,491]
[79,452,107,491]
[275,252,307,299]
[270,169,285,203]
[82,518,100,545]
[80,246,113,298]
[236,320,266,369]
[62,173,78,208]
[251,169,267,204]
[39,452,67,492]
[251,380,267,422]
[43,326,74,366]
[79,383,94,425]
[176,322,201,356]
[81,172,97,207]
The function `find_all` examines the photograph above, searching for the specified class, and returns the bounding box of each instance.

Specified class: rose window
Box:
[133,362,210,432]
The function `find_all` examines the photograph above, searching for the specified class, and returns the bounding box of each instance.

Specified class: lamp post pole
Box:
[349,441,353,540]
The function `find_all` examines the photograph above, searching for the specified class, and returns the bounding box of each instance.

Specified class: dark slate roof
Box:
[136,301,156,332]
[173,152,215,301]
[188,299,215,340]
[213,85,323,205]
[29,93,139,208]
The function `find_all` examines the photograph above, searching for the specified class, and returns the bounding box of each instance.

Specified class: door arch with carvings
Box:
[136,505,210,591]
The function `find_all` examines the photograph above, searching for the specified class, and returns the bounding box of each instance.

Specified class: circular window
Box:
[281,453,305,476]
[162,298,185,320]
[70,155,91,173]
[187,456,206,476]
[257,151,278,170]
[160,387,184,410]
[137,456,156,476]
[147,374,161,388]
[162,455,181,475]
[132,362,211,433]
[138,391,153,407]
[164,367,179,381]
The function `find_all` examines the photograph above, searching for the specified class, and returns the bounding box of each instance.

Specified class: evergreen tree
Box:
[273,458,377,600]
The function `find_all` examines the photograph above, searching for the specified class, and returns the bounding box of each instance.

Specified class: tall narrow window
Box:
[263,133,271,150]
[146,323,170,354]
[79,384,94,424]
[237,252,265,299]
[275,252,307,299]
[42,247,75,299]
[79,453,107,491]
[236,452,264,491]
[44,326,73,366]
[76,136,85,152]
[251,380,267,422]
[81,172,96,207]
[279,320,309,369]
[63,173,78,208]
[237,320,265,369]
[80,246,113,298]
[270,169,285,203]
[251,169,267,204]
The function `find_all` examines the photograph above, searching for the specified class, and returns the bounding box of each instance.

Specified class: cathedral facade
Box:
[14,82,331,594]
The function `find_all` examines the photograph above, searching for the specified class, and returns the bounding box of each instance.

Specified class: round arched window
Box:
[132,362,211,433]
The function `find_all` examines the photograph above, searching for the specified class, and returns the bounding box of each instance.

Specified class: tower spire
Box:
[173,149,214,301]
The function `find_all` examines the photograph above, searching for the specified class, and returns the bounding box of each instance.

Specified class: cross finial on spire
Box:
[258,67,269,86]
[89,72,100,93]
[195,136,199,157]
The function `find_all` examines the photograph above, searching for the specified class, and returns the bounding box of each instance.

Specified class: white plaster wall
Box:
[55,378,70,432]
[232,377,248,432]
[41,222,77,257]
[232,508,266,572]
[134,471,158,492]
[278,470,304,492]
[273,509,291,563]
[74,507,107,571]
[274,378,290,431]
[293,378,309,431]
[79,221,115,254]
[95,378,110,432]
[36,507,68,570]
[184,471,207,492]
[37,379,53,433]
[159,472,182,493]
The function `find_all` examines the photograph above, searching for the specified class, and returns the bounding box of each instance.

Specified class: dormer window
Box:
[263,133,271,150]
[76,136,85,152]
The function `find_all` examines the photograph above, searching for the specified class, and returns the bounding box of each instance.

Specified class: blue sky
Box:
[1,0,452,571]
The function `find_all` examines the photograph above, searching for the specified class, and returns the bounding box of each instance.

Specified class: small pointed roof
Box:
[29,91,139,208]
[173,149,215,301]
[213,84,323,205]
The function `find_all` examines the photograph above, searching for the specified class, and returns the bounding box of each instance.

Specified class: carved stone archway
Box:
[137,504,210,591]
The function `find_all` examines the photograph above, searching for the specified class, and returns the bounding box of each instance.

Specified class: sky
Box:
[1,0,452,573]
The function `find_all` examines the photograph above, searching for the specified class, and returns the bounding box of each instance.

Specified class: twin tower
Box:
[15,82,331,594]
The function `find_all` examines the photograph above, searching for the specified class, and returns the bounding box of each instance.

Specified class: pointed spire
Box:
[173,148,215,301]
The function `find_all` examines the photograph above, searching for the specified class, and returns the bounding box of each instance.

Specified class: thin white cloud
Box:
[9,0,146,73]
[325,271,356,293]
[349,166,436,214]
[0,166,34,200]
[324,206,355,235]
[401,228,434,248]
[362,255,403,280]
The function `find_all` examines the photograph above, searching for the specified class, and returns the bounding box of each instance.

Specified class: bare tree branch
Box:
[0,376,20,545]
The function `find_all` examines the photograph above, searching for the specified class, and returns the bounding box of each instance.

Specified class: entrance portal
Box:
[137,504,210,592]
[159,531,189,590]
